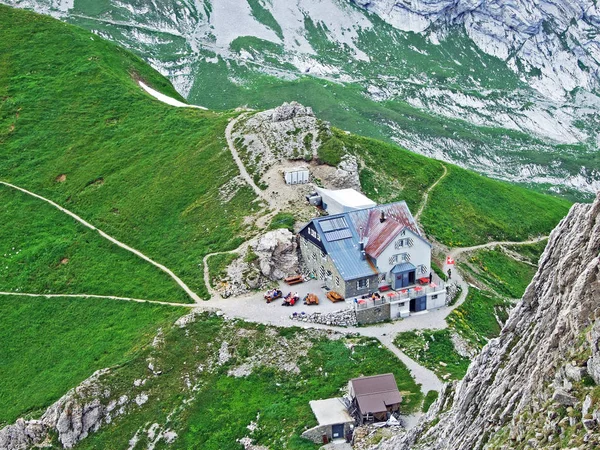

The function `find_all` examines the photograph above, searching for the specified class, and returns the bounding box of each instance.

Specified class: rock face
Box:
[0,369,110,449]
[352,0,600,100]
[219,229,300,297]
[252,228,299,280]
[232,102,323,176]
[375,193,600,450]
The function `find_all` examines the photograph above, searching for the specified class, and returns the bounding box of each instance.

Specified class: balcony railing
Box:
[353,282,446,310]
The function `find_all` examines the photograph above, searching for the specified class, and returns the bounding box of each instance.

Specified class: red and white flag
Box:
[446,256,455,265]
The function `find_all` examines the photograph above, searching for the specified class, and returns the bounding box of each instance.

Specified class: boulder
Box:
[552,390,577,406]
[270,102,314,122]
[252,229,299,280]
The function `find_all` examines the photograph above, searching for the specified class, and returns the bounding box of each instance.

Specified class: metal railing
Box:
[353,282,446,310]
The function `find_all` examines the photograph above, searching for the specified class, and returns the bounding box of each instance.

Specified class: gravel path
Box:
[415,164,447,222]
[225,114,273,207]
[0,291,199,308]
[0,181,202,304]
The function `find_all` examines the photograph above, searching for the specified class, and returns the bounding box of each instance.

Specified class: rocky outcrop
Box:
[375,193,600,449]
[313,154,361,191]
[589,320,600,384]
[252,228,299,280]
[352,0,600,100]
[219,229,300,297]
[270,102,314,122]
[0,369,110,449]
[231,102,323,177]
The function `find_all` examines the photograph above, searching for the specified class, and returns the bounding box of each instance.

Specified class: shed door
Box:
[331,424,344,439]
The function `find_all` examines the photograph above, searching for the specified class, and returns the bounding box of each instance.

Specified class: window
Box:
[308,228,321,241]
[335,276,340,287]
[320,250,327,259]
[312,252,317,262]
[319,266,326,280]
[378,273,386,283]
[431,295,438,300]
[326,270,332,280]
[418,264,428,274]
[389,255,397,266]
[394,239,405,250]
[402,253,411,262]
[356,278,369,290]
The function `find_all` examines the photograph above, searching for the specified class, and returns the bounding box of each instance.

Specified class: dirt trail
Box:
[415,164,447,221]
[225,114,274,208]
[448,235,548,259]
[0,181,202,303]
[0,291,200,308]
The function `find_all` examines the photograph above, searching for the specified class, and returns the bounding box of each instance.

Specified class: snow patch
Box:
[138,81,206,109]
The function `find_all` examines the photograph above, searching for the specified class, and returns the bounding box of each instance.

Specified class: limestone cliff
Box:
[377,193,600,450]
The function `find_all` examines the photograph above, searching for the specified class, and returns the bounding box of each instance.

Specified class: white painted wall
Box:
[390,299,410,318]
[427,291,447,309]
[375,228,432,283]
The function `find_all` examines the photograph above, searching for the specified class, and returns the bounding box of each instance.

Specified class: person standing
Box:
[447,268,452,280]
[429,272,433,283]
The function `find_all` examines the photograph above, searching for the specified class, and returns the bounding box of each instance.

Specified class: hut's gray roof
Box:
[302,201,428,281]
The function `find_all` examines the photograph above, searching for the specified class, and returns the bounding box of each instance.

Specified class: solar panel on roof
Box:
[320,217,348,232]
[325,229,353,241]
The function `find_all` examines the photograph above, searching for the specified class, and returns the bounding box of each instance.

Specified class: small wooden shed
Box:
[348,373,402,423]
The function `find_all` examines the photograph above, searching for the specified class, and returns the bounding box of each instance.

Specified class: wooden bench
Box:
[326,291,345,303]
[285,275,304,285]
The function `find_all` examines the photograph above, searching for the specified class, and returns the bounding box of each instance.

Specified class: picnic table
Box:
[326,291,345,303]
[285,275,304,285]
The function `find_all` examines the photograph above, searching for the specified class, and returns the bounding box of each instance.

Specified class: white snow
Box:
[138,81,206,109]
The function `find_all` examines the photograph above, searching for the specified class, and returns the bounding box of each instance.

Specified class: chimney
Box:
[359,226,364,250]
[380,210,386,223]
[361,250,366,260]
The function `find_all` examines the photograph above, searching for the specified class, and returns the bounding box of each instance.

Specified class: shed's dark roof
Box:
[350,374,402,414]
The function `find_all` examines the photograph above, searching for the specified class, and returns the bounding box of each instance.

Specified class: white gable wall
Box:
[375,228,431,284]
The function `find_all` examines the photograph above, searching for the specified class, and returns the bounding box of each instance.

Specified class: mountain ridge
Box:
[3,0,599,199]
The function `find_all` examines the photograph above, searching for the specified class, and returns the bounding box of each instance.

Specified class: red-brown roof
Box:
[350,203,420,260]
[350,374,402,414]
[363,210,403,258]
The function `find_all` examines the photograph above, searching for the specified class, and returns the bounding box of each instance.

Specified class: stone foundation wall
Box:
[355,303,391,325]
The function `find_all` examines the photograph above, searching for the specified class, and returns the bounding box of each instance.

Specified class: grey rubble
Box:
[375,192,600,450]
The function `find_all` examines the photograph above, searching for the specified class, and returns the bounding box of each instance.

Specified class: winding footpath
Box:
[0,181,202,304]
[0,291,197,308]
[415,164,447,222]
[225,114,274,208]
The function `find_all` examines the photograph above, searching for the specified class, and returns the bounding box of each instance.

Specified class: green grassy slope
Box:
[0,5,257,300]
[73,317,422,450]
[320,131,572,247]
[420,166,571,246]
[0,184,189,302]
[0,296,185,425]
